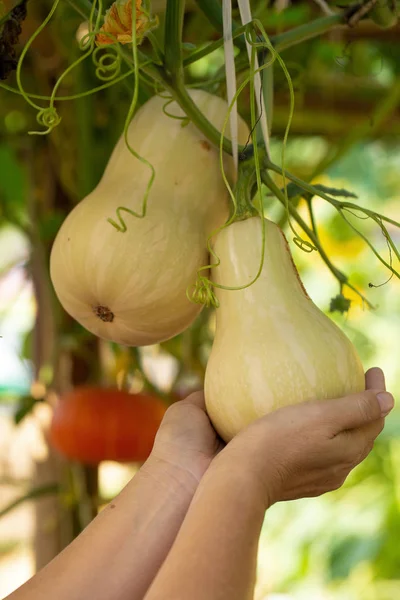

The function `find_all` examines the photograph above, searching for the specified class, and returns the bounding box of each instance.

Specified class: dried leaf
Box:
[96,0,158,47]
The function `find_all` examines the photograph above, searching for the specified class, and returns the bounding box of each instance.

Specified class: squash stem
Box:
[232,164,258,222]
[171,80,237,154]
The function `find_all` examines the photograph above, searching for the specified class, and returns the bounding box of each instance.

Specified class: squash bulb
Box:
[50,90,249,346]
[205,217,365,442]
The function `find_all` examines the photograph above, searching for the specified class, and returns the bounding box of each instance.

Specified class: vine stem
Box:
[183,25,247,66]
[164,0,185,81]
[195,0,346,54]
[185,12,345,76]
[171,81,235,153]
[262,172,374,309]
[269,14,343,53]
[264,158,400,230]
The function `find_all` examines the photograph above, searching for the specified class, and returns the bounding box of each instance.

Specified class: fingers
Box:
[365,367,386,391]
[335,416,385,463]
[321,389,393,435]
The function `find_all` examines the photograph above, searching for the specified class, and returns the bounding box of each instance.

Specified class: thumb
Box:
[324,389,394,434]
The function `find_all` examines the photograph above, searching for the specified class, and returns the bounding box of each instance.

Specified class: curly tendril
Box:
[247,19,316,253]
[107,0,156,233]
[187,277,220,308]
[162,97,190,123]
[338,209,400,280]
[92,46,122,81]
[36,107,62,133]
[0,71,135,102]
[16,0,61,132]
[13,0,131,135]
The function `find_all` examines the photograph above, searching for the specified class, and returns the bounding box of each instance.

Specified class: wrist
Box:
[140,453,203,499]
[204,450,275,512]
[150,440,214,486]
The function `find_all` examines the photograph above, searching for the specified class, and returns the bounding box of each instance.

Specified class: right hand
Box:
[150,392,224,486]
[214,367,394,507]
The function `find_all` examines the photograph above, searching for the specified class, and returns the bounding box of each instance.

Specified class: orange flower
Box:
[96,0,157,46]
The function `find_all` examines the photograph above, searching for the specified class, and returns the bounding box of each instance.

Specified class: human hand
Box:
[213,367,394,507]
[150,392,224,485]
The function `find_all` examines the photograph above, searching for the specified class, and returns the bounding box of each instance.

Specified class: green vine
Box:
[2,0,399,310]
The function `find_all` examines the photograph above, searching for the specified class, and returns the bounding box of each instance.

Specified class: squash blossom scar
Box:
[93,305,115,322]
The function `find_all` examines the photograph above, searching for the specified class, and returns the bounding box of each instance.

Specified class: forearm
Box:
[145,460,267,600]
[7,455,199,600]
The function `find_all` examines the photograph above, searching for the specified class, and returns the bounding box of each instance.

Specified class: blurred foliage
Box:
[0,0,399,598]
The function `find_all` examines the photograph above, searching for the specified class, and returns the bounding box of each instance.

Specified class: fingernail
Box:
[377,392,394,416]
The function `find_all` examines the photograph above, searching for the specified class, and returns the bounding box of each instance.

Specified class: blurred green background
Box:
[0,0,399,598]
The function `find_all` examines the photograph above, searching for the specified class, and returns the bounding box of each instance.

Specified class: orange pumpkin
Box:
[50,387,166,464]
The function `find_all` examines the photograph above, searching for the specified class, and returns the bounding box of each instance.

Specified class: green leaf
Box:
[285,182,308,200]
[312,184,358,199]
[283,182,358,203]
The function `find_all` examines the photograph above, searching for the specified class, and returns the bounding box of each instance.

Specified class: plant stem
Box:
[263,173,346,281]
[306,198,320,241]
[262,172,374,308]
[271,14,344,52]
[183,23,248,67]
[187,11,345,71]
[264,157,400,230]
[183,38,224,67]
[234,13,345,73]
[164,0,185,81]
[171,80,235,153]
[196,0,346,55]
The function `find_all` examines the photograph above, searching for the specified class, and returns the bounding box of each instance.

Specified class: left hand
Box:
[150,392,225,484]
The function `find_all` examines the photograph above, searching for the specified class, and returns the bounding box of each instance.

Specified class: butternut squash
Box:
[205,217,365,442]
[50,90,248,346]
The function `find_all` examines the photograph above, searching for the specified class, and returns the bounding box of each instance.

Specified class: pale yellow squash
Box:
[205,217,365,442]
[50,90,249,346]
